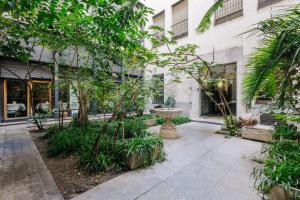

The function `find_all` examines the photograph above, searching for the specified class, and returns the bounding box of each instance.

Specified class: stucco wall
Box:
[143,0,299,117]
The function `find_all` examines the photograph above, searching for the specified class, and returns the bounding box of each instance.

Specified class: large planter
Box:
[241,127,273,143]
[126,145,161,170]
[143,118,157,127]
[154,108,183,139]
[271,185,300,200]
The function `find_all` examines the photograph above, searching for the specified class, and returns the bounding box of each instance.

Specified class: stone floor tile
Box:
[136,182,196,200]
[0,127,63,200]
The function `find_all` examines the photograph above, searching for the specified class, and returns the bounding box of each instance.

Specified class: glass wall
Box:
[32,82,51,113]
[4,79,51,119]
[6,80,28,118]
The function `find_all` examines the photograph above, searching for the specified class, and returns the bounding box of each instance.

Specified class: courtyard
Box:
[0,0,300,200]
[1,122,262,200]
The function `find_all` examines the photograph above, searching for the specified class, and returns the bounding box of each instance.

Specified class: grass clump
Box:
[273,121,300,141]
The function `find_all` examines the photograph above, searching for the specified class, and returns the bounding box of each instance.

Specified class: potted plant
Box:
[123,135,164,169]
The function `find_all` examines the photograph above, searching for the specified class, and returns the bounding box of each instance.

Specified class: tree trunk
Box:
[76,89,89,124]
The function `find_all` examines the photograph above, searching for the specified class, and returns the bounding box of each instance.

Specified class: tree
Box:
[0,0,153,124]
[154,38,237,133]
[243,5,300,112]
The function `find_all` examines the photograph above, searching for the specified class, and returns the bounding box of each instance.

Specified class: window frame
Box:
[171,0,189,39]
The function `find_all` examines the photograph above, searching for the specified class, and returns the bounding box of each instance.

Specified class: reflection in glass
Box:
[6,80,27,118]
[32,82,51,113]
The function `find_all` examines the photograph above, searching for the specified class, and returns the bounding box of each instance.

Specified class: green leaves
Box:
[243,5,300,108]
[197,0,224,33]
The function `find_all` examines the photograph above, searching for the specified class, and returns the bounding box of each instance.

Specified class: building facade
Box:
[143,0,299,118]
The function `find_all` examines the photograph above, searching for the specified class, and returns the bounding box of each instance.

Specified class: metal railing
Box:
[215,0,243,24]
[171,19,188,39]
[258,0,282,8]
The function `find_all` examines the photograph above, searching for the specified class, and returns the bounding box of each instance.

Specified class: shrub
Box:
[156,115,191,125]
[253,141,300,194]
[32,112,53,130]
[172,116,191,125]
[46,119,165,173]
[47,125,99,156]
[273,121,300,141]
[122,135,165,167]
[156,116,165,125]
[139,114,156,120]
[78,152,113,174]
[225,117,241,136]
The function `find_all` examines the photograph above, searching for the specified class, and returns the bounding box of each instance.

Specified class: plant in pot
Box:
[122,135,165,170]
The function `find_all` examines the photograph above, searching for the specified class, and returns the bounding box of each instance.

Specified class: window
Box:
[153,11,165,47]
[153,74,164,104]
[258,0,282,9]
[172,0,188,39]
[6,80,28,118]
[215,0,243,25]
[32,82,51,112]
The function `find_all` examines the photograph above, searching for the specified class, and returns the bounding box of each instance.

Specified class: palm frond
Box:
[242,4,300,107]
[197,0,224,33]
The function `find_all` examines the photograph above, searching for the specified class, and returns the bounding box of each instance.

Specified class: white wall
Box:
[143,0,299,117]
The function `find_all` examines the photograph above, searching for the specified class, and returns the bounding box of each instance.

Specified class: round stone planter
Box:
[154,108,183,139]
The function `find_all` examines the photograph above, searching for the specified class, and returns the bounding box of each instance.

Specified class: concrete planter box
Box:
[126,145,161,170]
[241,127,273,142]
[271,185,300,200]
[143,118,157,127]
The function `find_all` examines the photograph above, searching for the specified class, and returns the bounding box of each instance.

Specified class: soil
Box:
[29,127,124,200]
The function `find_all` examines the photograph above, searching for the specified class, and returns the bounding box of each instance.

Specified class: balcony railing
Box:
[258,0,282,8]
[215,0,243,25]
[171,19,188,39]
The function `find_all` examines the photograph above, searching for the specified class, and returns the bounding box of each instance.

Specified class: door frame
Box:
[3,79,52,120]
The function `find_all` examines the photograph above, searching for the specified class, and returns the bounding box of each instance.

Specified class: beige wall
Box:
[143,0,300,117]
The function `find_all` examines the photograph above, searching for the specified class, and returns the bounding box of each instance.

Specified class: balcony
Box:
[171,19,188,39]
[215,0,243,25]
[258,0,282,9]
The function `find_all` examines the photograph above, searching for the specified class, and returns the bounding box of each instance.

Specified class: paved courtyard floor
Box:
[73,122,262,200]
[0,125,63,200]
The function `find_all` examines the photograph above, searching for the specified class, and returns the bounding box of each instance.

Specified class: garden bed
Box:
[30,129,125,200]
[29,118,165,199]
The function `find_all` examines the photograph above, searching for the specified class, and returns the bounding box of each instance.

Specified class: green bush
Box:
[172,116,191,125]
[273,121,300,141]
[225,116,241,136]
[46,119,165,173]
[253,141,300,195]
[156,115,191,125]
[47,126,98,156]
[79,152,114,174]
[139,114,156,120]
